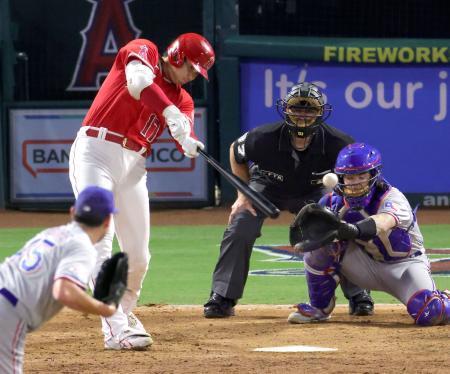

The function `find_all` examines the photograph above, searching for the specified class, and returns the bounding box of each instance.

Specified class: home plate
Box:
[253,345,337,353]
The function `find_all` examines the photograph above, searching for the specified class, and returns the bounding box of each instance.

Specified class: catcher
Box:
[288,143,450,326]
[0,186,129,373]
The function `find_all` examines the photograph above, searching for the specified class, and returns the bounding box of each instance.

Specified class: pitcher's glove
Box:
[289,203,378,253]
[93,252,128,306]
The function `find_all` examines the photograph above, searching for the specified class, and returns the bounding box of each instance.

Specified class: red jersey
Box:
[82,39,195,153]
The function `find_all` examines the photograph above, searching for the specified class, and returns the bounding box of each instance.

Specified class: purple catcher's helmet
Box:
[334,143,382,209]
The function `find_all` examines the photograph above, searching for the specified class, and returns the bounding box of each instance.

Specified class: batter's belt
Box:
[84,126,150,157]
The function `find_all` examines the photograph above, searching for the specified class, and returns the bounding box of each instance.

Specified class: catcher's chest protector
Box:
[326,186,392,223]
[329,188,414,262]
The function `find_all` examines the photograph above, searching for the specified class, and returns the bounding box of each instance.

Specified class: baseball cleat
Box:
[287,303,331,324]
[104,328,153,351]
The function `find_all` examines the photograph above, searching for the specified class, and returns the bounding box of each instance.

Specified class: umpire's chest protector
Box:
[247,124,337,196]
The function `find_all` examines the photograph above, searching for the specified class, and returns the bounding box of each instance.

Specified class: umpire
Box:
[204,82,374,318]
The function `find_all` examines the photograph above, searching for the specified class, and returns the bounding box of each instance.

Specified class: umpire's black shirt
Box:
[233,122,354,213]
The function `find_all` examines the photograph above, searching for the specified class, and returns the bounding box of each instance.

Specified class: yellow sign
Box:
[323,46,449,63]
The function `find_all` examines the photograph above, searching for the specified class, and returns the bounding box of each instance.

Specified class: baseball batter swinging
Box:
[288,143,450,325]
[69,33,215,349]
[0,187,119,373]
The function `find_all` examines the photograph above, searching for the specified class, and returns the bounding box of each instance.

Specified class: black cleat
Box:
[203,292,236,318]
[349,290,374,316]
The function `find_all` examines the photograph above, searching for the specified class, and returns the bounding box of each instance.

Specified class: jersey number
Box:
[20,248,43,272]
[141,114,161,143]
[19,239,55,273]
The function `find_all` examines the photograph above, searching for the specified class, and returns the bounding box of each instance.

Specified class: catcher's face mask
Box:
[276,82,332,138]
[342,172,371,197]
[338,171,379,209]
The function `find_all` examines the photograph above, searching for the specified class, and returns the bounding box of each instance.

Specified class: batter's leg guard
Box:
[407,289,450,326]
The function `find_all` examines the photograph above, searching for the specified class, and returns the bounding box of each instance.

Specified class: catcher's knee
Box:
[304,246,337,269]
[407,289,450,326]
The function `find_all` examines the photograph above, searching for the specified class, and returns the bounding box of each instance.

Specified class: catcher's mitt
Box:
[289,203,342,253]
[93,252,128,306]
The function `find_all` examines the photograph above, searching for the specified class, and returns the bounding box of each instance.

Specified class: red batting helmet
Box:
[166,33,215,80]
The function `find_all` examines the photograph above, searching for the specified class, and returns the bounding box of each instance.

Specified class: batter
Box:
[69,33,215,349]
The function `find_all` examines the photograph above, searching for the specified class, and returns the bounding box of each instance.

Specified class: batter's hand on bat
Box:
[229,195,257,224]
[181,137,204,158]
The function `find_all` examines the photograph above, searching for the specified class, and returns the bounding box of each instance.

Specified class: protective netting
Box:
[9,0,204,101]
[239,0,450,38]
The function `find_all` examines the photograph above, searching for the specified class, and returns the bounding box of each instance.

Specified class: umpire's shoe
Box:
[203,292,236,318]
[349,290,374,316]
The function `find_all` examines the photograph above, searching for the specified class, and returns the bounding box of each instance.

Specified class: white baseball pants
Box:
[69,127,151,341]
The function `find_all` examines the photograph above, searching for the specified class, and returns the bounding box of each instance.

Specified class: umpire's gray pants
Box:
[211,210,265,300]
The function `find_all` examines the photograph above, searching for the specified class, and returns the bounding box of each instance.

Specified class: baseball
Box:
[322,172,338,189]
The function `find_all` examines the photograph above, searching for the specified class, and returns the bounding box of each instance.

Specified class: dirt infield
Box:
[24,305,450,374]
[3,207,449,373]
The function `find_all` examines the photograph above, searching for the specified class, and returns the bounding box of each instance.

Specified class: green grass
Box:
[1,224,449,306]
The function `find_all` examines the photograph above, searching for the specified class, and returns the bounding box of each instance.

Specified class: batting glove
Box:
[163,105,191,142]
[181,137,204,158]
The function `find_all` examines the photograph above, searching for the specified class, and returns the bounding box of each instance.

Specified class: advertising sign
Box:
[241,61,450,205]
[9,108,208,203]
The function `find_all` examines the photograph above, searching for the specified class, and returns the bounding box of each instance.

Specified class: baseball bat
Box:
[198,149,280,219]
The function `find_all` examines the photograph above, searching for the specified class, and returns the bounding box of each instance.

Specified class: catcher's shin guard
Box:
[303,252,339,310]
[407,289,450,326]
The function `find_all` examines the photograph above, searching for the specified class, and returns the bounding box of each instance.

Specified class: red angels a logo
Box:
[138,45,149,61]
[67,0,141,91]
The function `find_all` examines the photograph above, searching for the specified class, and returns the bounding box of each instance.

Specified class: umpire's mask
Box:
[276,82,332,138]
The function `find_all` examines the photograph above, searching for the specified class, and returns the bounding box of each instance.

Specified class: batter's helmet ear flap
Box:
[166,33,215,80]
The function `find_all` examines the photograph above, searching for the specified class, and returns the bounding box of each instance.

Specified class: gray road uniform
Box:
[0,222,96,373]
[326,186,431,303]
[301,182,450,325]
